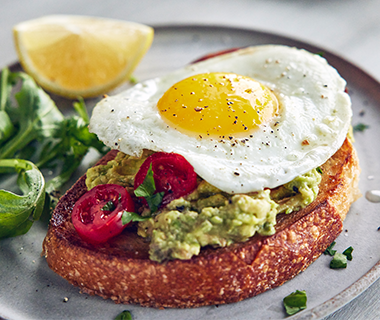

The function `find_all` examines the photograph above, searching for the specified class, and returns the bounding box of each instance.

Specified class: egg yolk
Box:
[157,72,279,138]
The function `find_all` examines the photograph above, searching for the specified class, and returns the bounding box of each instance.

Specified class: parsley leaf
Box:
[330,252,347,269]
[134,163,163,213]
[343,246,354,261]
[121,211,151,225]
[324,241,337,256]
[0,71,64,160]
[121,162,166,224]
[134,163,156,198]
[114,310,132,320]
[316,167,323,174]
[145,192,164,214]
[101,201,116,212]
[72,97,89,122]
[123,163,164,224]
[283,290,307,316]
[353,123,369,132]
[37,105,109,193]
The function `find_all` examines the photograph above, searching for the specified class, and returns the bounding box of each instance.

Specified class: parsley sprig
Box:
[283,290,307,316]
[121,164,164,225]
[324,241,354,269]
[133,163,164,213]
[0,68,108,239]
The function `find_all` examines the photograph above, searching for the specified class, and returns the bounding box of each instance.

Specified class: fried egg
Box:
[89,45,352,194]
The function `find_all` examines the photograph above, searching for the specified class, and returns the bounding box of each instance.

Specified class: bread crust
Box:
[43,138,360,308]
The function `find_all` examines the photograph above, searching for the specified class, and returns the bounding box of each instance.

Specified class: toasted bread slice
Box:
[42,138,360,308]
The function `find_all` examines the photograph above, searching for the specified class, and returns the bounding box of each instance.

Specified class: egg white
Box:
[89,45,352,194]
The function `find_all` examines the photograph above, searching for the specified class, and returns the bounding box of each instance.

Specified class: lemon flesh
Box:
[13,15,154,98]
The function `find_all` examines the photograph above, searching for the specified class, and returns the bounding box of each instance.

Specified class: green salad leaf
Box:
[0,109,14,144]
[0,71,64,160]
[283,290,307,316]
[0,159,45,239]
[0,68,109,238]
[0,69,16,144]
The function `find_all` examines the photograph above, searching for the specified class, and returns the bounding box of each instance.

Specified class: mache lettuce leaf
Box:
[0,68,17,146]
[0,159,45,239]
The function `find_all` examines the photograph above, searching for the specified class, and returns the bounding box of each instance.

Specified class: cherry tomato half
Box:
[72,184,135,244]
[134,152,198,206]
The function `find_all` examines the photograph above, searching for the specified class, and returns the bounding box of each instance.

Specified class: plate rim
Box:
[1,23,380,320]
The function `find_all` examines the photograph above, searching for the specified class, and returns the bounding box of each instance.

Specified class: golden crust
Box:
[42,138,360,308]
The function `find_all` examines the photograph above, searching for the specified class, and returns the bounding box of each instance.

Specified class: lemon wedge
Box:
[13,15,154,98]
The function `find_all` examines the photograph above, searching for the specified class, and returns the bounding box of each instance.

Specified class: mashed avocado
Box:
[85,151,322,262]
[141,190,278,262]
[86,150,153,190]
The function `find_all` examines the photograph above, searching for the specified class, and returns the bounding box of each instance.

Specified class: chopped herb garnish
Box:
[315,51,325,57]
[330,252,347,269]
[316,167,323,174]
[283,290,307,316]
[353,123,369,132]
[343,246,354,261]
[134,163,156,198]
[114,310,132,320]
[129,75,138,84]
[134,163,164,213]
[101,200,116,212]
[324,241,337,256]
[145,191,164,213]
[121,163,164,224]
[121,211,151,225]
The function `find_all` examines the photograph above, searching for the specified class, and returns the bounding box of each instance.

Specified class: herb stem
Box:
[0,125,36,159]
[0,68,9,111]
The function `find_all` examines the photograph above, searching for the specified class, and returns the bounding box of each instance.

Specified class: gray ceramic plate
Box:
[1,25,379,320]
